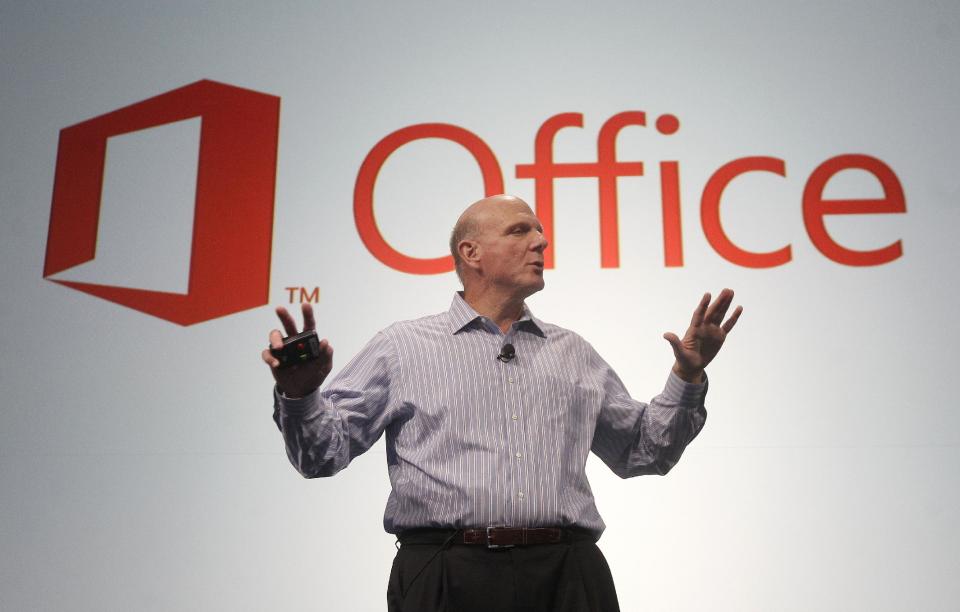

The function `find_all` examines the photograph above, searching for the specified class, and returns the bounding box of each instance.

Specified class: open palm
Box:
[663,289,742,382]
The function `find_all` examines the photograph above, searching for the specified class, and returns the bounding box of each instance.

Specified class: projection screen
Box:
[2,2,958,610]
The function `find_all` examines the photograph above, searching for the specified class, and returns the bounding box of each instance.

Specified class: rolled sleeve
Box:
[271,332,402,479]
[592,368,708,479]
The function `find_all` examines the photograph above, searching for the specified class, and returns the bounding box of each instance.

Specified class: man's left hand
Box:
[664,288,743,383]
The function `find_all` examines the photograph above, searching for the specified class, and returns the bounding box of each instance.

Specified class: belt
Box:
[464,526,562,548]
[398,526,593,549]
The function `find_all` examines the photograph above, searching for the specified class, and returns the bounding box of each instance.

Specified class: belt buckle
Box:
[486,526,515,549]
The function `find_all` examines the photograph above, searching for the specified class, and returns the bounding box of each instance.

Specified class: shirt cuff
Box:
[662,370,708,406]
[274,385,321,417]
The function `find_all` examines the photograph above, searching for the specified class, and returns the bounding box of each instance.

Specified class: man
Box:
[263,195,742,611]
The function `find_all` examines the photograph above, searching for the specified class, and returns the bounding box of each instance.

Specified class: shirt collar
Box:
[448,292,546,338]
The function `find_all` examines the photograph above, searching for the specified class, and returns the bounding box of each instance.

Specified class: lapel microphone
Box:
[497,343,516,363]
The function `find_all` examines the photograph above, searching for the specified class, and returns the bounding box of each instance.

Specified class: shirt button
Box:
[508,377,514,384]
[515,452,522,459]
[511,414,518,420]
[518,491,524,498]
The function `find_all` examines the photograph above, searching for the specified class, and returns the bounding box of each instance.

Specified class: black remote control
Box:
[270,330,322,367]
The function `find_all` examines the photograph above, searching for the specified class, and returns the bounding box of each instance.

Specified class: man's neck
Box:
[462,289,525,334]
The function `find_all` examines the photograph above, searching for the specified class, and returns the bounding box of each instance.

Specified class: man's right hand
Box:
[261,303,333,398]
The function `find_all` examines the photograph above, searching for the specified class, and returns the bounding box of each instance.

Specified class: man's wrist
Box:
[277,386,305,400]
[672,362,704,384]
[274,385,320,415]
[275,379,321,400]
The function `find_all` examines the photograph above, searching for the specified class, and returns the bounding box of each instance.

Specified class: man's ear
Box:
[459,239,481,271]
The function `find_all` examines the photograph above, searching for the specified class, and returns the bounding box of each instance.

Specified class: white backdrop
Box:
[2,2,959,610]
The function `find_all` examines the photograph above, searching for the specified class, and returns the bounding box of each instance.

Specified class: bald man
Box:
[264,195,742,612]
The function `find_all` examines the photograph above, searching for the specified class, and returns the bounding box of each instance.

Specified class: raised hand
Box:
[663,288,742,383]
[261,303,333,398]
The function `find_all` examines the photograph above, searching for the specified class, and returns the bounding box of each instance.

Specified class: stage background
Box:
[2,2,958,610]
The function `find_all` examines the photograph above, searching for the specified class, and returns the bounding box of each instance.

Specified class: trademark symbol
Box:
[285,286,320,303]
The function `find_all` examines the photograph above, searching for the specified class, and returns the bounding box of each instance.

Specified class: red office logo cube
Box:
[43,79,280,325]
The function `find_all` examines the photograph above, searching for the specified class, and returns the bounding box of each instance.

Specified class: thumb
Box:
[662,332,682,354]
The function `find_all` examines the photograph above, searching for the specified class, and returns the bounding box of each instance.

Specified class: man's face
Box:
[475,199,548,298]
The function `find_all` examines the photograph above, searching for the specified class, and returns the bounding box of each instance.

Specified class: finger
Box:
[269,329,284,349]
[704,288,733,324]
[302,302,316,331]
[276,306,299,336]
[261,348,280,368]
[721,305,743,333]
[690,293,710,327]
[662,332,682,355]
[318,340,334,372]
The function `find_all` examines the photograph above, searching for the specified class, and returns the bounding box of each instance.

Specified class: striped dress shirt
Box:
[274,292,707,537]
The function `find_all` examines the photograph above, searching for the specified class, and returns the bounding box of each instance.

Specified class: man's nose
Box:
[531,232,548,252]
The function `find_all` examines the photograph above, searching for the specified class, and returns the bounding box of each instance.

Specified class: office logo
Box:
[355,113,906,273]
[43,80,280,326]
[44,80,906,320]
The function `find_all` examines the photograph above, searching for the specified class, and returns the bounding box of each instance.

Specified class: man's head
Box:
[449,195,548,301]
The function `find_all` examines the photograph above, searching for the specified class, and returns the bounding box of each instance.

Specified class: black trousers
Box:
[387,529,621,612]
